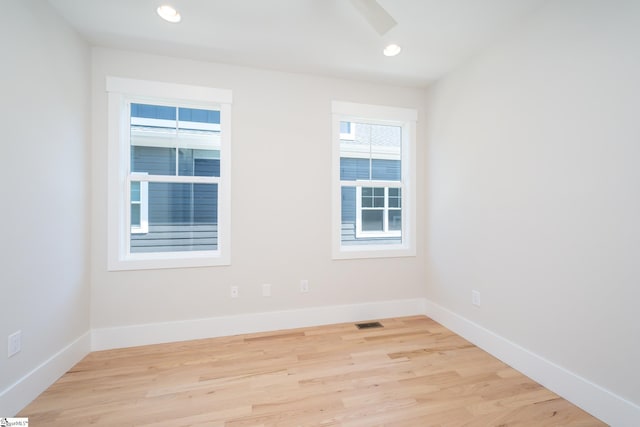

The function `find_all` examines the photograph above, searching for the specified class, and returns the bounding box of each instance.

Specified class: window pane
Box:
[176,107,221,178]
[362,210,384,231]
[131,103,176,121]
[373,187,385,208]
[340,121,351,134]
[389,188,401,208]
[339,123,401,183]
[178,107,220,128]
[130,104,177,158]
[388,209,401,231]
[178,148,220,177]
[130,182,218,253]
[131,204,141,227]
[131,146,176,175]
[131,182,140,202]
[372,159,401,181]
[341,186,356,244]
[130,104,221,177]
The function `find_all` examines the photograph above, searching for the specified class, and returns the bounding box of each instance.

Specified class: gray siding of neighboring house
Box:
[340,157,402,245]
[130,146,220,253]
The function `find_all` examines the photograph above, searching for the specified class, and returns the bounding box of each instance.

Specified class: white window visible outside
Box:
[339,121,355,140]
[130,172,148,234]
[332,101,417,259]
[356,186,401,238]
[107,77,232,270]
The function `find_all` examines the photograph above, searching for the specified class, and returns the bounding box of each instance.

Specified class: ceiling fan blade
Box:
[350,0,397,36]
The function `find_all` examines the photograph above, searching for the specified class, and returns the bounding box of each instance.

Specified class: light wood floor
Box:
[20,316,604,426]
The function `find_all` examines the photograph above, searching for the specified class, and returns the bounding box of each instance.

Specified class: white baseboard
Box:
[424,298,640,427]
[0,331,90,417]
[91,298,426,351]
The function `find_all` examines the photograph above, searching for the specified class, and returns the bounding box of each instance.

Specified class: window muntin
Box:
[332,101,416,259]
[107,77,232,270]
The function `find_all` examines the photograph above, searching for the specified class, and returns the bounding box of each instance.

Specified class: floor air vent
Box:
[356,321,383,329]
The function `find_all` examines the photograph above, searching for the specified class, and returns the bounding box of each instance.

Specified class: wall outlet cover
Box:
[8,330,21,358]
[472,290,481,307]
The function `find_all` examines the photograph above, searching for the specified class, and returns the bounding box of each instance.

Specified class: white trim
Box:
[91,298,426,351]
[131,128,222,151]
[0,332,90,417]
[341,180,402,188]
[131,117,221,132]
[423,299,640,427]
[332,101,417,122]
[340,141,401,160]
[106,77,232,104]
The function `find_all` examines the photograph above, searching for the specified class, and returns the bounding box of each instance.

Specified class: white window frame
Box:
[107,77,232,270]
[332,101,417,259]
[130,172,148,234]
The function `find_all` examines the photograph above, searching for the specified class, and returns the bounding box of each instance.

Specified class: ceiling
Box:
[47,0,547,88]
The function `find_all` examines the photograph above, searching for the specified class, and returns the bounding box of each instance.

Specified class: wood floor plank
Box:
[18,316,604,426]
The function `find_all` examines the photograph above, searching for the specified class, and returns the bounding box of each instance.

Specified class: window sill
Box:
[332,245,415,260]
[108,251,230,271]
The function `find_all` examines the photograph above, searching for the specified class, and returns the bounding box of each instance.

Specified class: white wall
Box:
[0,0,90,415]
[425,0,640,411]
[90,49,427,332]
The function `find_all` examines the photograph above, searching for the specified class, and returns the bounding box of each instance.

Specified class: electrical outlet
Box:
[230,286,239,298]
[300,279,309,293]
[8,330,21,358]
[472,290,481,307]
[262,283,271,297]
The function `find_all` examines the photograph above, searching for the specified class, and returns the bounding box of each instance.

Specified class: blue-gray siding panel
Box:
[131,224,217,253]
[340,221,401,246]
[148,183,217,224]
[371,159,400,181]
[132,147,220,177]
[132,146,176,175]
[340,158,400,181]
[341,187,356,222]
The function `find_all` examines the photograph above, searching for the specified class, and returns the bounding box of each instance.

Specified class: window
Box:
[107,77,232,270]
[339,121,355,140]
[332,101,417,259]
[356,186,401,237]
[130,173,148,234]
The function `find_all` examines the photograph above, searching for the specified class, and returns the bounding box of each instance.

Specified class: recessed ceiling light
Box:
[383,44,402,57]
[157,5,181,23]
